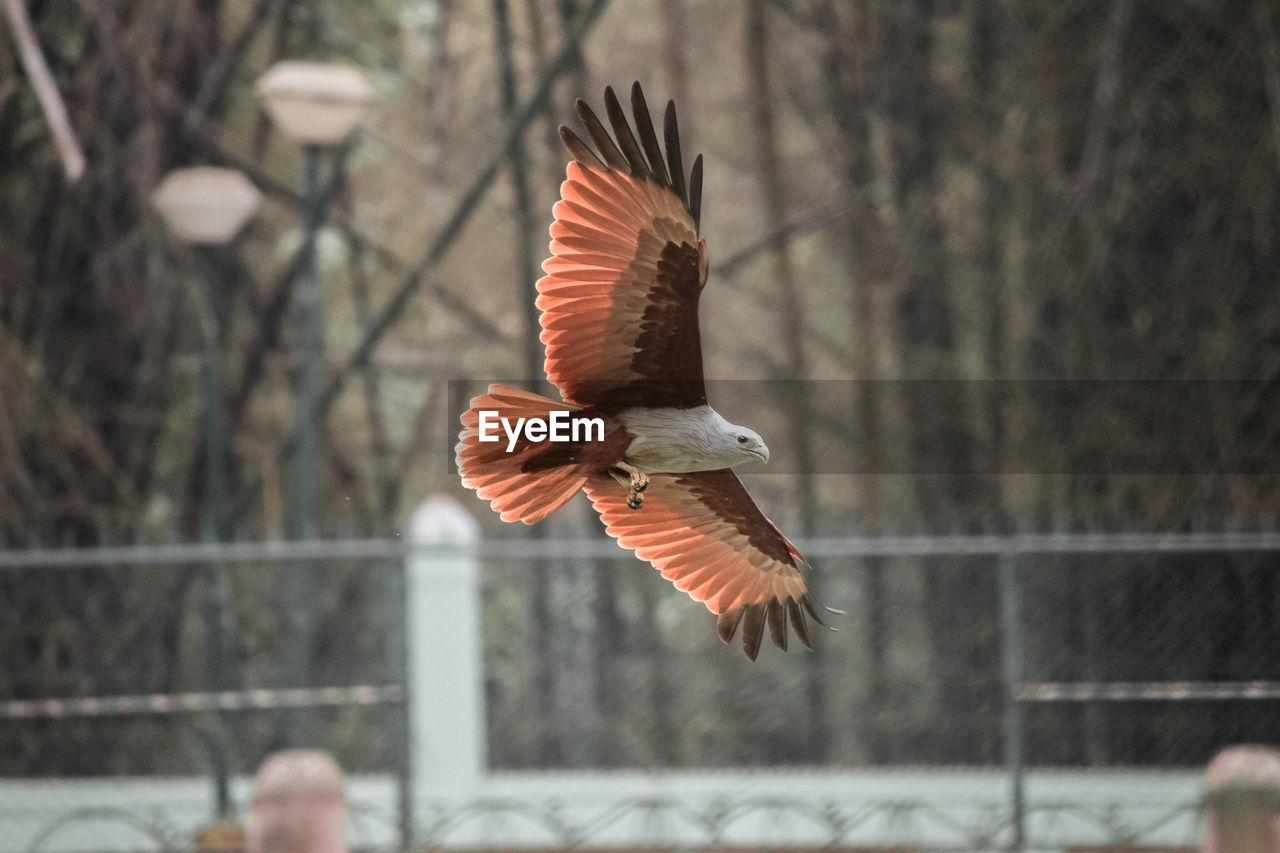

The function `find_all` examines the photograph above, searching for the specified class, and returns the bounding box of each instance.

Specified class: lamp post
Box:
[255,61,371,746]
[152,166,261,818]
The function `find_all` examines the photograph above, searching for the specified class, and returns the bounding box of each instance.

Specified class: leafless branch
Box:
[2,0,85,180]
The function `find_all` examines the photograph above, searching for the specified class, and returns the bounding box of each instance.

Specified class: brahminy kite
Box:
[457,83,830,659]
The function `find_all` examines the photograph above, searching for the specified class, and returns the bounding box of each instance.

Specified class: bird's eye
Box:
[737,435,748,444]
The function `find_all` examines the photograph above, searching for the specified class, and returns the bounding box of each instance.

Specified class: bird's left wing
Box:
[537,82,707,411]
[584,469,827,659]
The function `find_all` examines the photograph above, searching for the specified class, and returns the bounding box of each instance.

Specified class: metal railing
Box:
[3,504,1278,850]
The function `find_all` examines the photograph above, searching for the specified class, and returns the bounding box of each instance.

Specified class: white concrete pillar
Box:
[406,497,485,794]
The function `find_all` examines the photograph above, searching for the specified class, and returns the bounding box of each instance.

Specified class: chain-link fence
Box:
[1015,535,1280,768]
[480,517,1280,773]
[2,514,1278,850]
[0,542,409,797]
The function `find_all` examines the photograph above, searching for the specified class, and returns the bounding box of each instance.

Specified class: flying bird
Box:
[456,83,830,659]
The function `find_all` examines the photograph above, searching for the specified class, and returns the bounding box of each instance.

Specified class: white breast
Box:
[618,405,738,473]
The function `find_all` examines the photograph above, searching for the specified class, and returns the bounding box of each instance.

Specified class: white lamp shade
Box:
[152,167,261,245]
[256,62,372,145]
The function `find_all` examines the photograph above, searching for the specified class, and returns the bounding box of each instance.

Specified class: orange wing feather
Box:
[537,83,708,411]
[584,470,827,659]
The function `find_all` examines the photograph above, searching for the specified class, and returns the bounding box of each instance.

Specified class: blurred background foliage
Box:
[1,0,1278,775]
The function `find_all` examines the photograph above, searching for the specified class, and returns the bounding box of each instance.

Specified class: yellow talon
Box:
[611,463,649,510]
[614,461,648,492]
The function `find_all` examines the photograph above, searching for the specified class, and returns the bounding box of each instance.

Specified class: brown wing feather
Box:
[584,469,824,660]
[540,83,707,411]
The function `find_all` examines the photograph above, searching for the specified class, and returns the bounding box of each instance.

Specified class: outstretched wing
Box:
[584,470,827,660]
[537,82,708,411]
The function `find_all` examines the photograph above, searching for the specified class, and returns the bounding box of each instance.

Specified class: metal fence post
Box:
[406,497,485,798]
[284,143,326,747]
[194,245,233,818]
[997,543,1026,851]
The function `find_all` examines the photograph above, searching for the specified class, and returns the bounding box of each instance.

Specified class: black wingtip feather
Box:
[663,101,687,209]
[787,599,813,650]
[576,95,629,172]
[604,86,649,178]
[630,82,670,189]
[800,595,842,632]
[689,154,703,232]
[716,594,833,659]
[563,85,701,228]
[559,125,607,170]
[716,605,745,644]
[741,604,766,660]
[766,600,787,652]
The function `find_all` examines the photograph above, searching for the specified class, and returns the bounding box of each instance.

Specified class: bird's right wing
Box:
[537,82,708,411]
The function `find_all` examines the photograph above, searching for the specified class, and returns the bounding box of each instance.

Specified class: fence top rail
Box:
[3,530,1280,568]
[1016,680,1280,702]
[0,684,405,720]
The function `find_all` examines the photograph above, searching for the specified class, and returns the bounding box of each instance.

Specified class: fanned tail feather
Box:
[456,384,588,524]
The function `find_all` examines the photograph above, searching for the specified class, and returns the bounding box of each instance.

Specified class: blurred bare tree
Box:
[1,0,1278,774]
